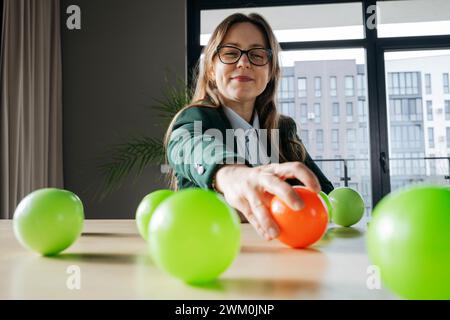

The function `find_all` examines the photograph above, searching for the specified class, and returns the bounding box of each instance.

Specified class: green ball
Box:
[329,187,365,227]
[367,185,450,300]
[13,188,84,256]
[136,190,174,240]
[319,191,333,222]
[149,188,241,284]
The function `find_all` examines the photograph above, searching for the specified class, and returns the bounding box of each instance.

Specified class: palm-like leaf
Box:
[97,77,192,199]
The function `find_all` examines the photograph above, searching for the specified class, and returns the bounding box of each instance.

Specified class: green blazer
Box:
[167,106,334,194]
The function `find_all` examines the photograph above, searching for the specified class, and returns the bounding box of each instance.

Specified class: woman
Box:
[164,13,333,241]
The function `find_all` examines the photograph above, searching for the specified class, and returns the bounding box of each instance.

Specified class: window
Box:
[348,156,356,177]
[429,154,436,176]
[316,129,324,151]
[300,103,308,124]
[388,72,419,95]
[314,77,322,97]
[314,103,321,123]
[389,98,423,121]
[358,99,367,122]
[346,102,354,122]
[334,155,341,177]
[347,129,356,149]
[345,76,354,97]
[200,2,365,45]
[332,102,340,123]
[377,0,450,38]
[330,76,337,97]
[301,130,309,147]
[428,127,435,148]
[281,102,295,117]
[426,101,433,121]
[447,127,450,148]
[444,73,449,94]
[357,74,365,97]
[359,127,366,145]
[446,100,450,121]
[280,76,294,99]
[298,77,307,98]
[425,73,432,95]
[332,129,339,150]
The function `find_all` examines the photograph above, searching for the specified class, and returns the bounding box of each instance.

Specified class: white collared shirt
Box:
[222,106,270,166]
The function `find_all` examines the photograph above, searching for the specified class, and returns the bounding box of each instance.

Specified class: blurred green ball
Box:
[329,187,365,227]
[135,190,174,240]
[367,185,450,299]
[319,191,333,222]
[13,188,84,256]
[149,188,241,284]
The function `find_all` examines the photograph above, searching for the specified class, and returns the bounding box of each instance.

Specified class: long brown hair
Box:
[163,13,306,190]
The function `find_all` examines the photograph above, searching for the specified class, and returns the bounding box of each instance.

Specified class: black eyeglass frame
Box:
[216,45,273,66]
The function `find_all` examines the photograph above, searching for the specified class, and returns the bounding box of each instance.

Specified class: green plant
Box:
[97,77,192,199]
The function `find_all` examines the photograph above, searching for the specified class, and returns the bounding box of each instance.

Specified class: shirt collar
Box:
[222,106,260,131]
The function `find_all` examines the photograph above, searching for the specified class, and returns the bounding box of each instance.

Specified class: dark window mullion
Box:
[280,39,367,50]
[363,0,391,206]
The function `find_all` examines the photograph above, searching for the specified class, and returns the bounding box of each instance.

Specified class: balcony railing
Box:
[314,156,450,187]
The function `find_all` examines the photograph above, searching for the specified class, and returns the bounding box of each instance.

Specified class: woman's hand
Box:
[214,162,321,241]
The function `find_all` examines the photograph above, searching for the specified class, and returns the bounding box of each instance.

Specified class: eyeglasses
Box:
[216,45,272,66]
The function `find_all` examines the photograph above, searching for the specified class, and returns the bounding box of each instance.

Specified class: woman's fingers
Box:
[265,162,321,193]
[235,198,268,240]
[246,191,279,240]
[260,174,305,211]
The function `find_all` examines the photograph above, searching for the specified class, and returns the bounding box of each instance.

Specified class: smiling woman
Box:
[164,13,333,241]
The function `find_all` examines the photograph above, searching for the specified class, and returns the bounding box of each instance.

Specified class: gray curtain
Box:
[0,0,63,219]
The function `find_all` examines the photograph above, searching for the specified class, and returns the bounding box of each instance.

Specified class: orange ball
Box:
[270,186,328,248]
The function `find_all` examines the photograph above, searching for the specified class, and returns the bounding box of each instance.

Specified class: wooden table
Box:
[0,220,396,300]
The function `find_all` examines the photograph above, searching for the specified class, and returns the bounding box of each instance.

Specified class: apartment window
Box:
[444,73,449,94]
[314,103,321,123]
[300,103,308,124]
[332,129,339,150]
[426,101,433,121]
[388,73,400,95]
[301,130,309,147]
[314,77,322,97]
[348,156,356,177]
[347,128,356,149]
[316,129,324,151]
[358,127,368,146]
[330,76,337,97]
[446,100,450,121]
[346,102,354,122]
[332,102,340,123]
[334,155,341,177]
[388,72,419,95]
[447,127,450,148]
[280,76,294,99]
[357,74,365,97]
[281,102,295,117]
[428,127,435,148]
[358,99,367,122]
[390,98,423,121]
[345,76,354,97]
[429,154,436,176]
[298,77,307,98]
[425,73,432,95]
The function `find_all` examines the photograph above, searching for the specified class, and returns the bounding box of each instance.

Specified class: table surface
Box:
[0,219,396,300]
